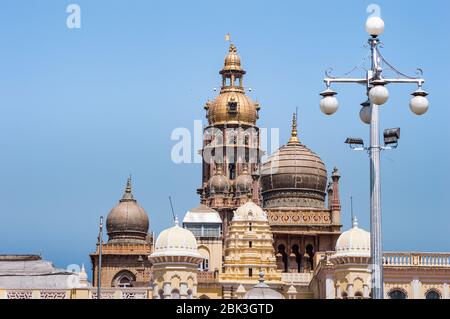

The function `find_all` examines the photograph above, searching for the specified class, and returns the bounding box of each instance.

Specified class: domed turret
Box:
[260,114,328,208]
[106,177,149,245]
[209,163,231,195]
[149,216,202,262]
[204,43,260,126]
[235,164,253,196]
[331,217,370,264]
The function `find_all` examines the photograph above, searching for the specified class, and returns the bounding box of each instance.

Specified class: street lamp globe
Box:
[359,100,371,124]
[410,88,429,115]
[319,88,339,115]
[369,85,389,105]
[365,16,385,37]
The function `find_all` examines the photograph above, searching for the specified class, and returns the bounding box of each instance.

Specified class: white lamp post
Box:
[319,14,428,299]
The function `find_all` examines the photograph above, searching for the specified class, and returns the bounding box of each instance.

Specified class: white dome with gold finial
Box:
[331,217,370,264]
[149,217,202,262]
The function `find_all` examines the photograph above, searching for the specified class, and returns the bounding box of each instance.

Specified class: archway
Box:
[112,270,136,288]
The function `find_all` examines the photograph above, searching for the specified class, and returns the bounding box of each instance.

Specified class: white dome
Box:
[334,218,370,258]
[233,201,267,221]
[150,217,202,259]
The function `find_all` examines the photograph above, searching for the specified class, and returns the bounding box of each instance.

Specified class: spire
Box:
[215,162,224,175]
[120,175,134,202]
[288,112,300,144]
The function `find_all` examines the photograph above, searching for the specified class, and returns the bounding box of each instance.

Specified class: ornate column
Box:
[326,273,336,299]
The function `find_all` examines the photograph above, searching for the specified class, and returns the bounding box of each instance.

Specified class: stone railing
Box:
[89,288,149,299]
[281,272,313,285]
[0,288,151,299]
[383,252,450,267]
[1,289,69,299]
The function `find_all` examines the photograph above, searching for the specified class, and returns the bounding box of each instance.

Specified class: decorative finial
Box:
[352,216,358,228]
[332,167,340,177]
[121,175,134,201]
[258,271,265,283]
[174,215,179,226]
[215,162,223,175]
[288,112,300,144]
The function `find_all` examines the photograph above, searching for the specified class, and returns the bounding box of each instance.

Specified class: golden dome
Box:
[204,43,260,126]
[223,44,242,72]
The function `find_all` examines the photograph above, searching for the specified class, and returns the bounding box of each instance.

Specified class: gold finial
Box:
[288,112,300,144]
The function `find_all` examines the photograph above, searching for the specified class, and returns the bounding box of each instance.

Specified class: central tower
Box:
[198,43,263,238]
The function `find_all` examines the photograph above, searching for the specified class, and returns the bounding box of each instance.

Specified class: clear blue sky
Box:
[0,0,449,275]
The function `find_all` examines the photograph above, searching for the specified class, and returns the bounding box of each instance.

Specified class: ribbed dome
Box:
[150,217,202,259]
[205,91,259,126]
[223,43,242,71]
[235,165,253,195]
[209,164,231,194]
[106,177,149,244]
[233,201,267,221]
[260,114,328,208]
[333,218,370,259]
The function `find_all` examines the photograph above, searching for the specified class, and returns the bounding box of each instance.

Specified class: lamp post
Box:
[319,15,428,299]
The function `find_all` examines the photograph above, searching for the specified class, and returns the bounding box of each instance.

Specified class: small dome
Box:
[235,165,253,195]
[244,272,284,299]
[106,177,149,244]
[233,201,267,221]
[151,217,202,259]
[209,164,231,194]
[333,218,370,258]
[223,44,242,71]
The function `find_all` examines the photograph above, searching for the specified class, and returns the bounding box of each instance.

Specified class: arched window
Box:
[199,258,209,271]
[112,270,135,288]
[277,244,288,272]
[171,289,180,299]
[388,289,407,299]
[249,222,252,231]
[291,244,301,273]
[425,289,441,299]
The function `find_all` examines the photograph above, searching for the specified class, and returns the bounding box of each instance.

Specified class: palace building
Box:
[1,42,449,300]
